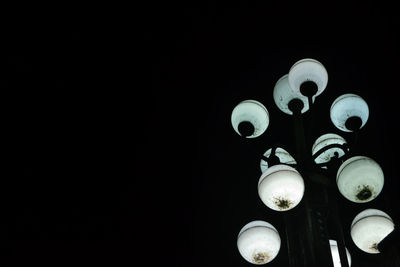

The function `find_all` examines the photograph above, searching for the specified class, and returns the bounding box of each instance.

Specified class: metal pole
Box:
[284,212,297,267]
[330,188,350,267]
[290,100,335,267]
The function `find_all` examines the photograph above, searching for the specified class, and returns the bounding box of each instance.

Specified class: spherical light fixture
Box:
[312,133,347,166]
[329,240,352,267]
[288,58,328,101]
[237,220,281,264]
[330,94,369,132]
[273,74,309,115]
[231,100,270,138]
[351,209,395,254]
[336,156,384,203]
[260,147,296,173]
[258,165,304,211]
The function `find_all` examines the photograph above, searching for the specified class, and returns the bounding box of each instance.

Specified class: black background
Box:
[4,2,400,266]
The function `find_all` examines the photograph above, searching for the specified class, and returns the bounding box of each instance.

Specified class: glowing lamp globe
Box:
[336,156,384,203]
[273,74,309,115]
[329,240,352,267]
[231,100,270,138]
[330,94,369,132]
[258,165,304,211]
[288,58,328,101]
[260,147,296,173]
[237,220,281,264]
[351,209,395,254]
[312,133,347,166]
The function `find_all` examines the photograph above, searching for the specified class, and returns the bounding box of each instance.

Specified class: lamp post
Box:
[233,59,396,266]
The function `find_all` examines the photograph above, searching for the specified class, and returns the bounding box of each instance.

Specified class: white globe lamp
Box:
[330,94,369,132]
[231,100,270,138]
[351,209,395,254]
[258,165,304,211]
[237,220,281,264]
[337,156,384,203]
[288,58,328,101]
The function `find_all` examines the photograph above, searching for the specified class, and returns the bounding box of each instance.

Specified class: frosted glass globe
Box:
[329,240,352,267]
[288,58,328,101]
[260,147,296,173]
[237,220,281,264]
[312,133,347,165]
[351,209,394,254]
[273,74,309,115]
[337,156,384,203]
[330,94,369,132]
[231,100,269,138]
[258,165,304,211]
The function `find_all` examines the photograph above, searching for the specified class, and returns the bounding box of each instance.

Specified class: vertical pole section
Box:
[290,100,335,267]
[291,101,315,266]
[291,103,308,166]
[284,213,297,267]
[330,188,350,267]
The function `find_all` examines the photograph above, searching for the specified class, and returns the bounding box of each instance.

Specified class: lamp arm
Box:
[261,143,298,167]
[312,143,350,161]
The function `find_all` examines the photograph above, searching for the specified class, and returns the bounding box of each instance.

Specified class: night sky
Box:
[4,3,400,267]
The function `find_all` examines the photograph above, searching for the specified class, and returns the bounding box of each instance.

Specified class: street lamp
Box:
[232,58,396,266]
